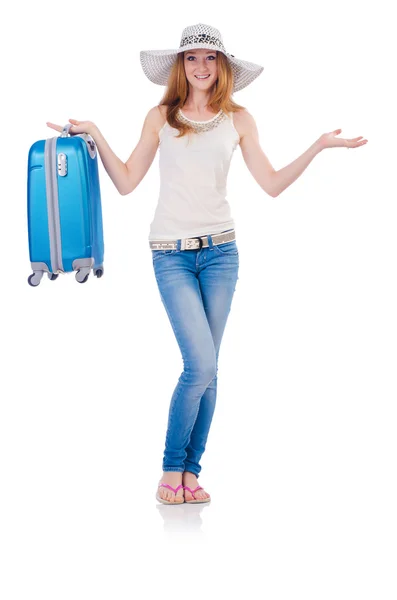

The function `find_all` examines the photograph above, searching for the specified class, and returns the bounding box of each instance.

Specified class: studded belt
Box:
[149,229,236,251]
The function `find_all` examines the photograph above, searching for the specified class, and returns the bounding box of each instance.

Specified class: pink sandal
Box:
[156,483,184,505]
[183,485,211,504]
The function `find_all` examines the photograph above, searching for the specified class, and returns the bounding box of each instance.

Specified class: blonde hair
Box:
[158,51,245,138]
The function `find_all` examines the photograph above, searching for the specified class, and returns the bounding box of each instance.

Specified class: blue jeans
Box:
[151,231,239,477]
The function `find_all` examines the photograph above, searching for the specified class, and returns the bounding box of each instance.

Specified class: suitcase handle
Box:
[58,124,97,159]
[60,123,73,137]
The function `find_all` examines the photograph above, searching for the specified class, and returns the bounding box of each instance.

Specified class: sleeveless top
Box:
[148,108,240,241]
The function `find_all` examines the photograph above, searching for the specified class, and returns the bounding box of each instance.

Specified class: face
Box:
[183,49,218,88]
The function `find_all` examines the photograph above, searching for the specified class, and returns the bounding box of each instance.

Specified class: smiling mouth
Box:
[195,75,210,79]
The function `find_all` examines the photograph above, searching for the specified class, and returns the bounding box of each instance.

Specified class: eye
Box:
[186,55,216,61]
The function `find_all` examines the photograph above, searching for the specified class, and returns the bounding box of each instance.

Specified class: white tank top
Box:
[148,109,240,240]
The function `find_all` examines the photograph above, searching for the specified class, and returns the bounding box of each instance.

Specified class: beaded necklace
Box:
[177,108,226,133]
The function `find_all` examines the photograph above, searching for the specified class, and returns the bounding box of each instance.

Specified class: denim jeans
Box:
[151,231,239,478]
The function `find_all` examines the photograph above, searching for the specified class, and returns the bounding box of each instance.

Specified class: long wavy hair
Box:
[158,51,245,138]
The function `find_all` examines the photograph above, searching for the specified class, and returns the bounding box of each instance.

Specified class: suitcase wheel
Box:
[75,268,90,284]
[94,267,104,278]
[28,271,44,287]
[28,271,59,286]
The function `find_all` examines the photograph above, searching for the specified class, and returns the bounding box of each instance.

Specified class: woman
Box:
[46,23,367,506]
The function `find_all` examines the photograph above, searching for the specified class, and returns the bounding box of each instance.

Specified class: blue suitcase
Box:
[27,123,104,286]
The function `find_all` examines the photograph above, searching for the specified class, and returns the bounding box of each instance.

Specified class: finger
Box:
[46,122,63,132]
[347,139,367,149]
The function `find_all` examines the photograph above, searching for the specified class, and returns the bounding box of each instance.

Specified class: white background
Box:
[1,1,396,598]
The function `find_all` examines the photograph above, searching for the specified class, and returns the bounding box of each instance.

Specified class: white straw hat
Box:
[140,23,264,93]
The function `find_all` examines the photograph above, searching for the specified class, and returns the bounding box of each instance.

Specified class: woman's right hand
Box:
[46,119,96,136]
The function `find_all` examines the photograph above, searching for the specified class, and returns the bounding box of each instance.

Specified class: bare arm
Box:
[237,109,322,198]
[237,109,277,197]
[122,106,163,195]
[270,128,367,196]
[89,126,129,195]
[271,141,322,197]
[91,106,162,196]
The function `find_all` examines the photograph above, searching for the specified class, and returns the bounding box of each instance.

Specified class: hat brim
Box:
[140,46,263,93]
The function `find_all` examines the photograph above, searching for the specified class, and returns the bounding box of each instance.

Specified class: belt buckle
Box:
[182,237,203,250]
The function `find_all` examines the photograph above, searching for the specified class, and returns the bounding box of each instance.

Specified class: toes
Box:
[159,488,170,502]
[159,487,184,503]
[195,490,210,500]
[194,489,204,499]
[158,485,184,504]
[181,478,211,501]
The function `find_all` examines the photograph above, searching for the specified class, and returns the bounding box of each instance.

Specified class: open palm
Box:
[319,129,368,150]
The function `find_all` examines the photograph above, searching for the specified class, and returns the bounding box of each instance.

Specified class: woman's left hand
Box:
[317,129,368,151]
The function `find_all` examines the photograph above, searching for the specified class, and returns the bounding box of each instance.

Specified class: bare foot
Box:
[157,471,184,504]
[182,471,211,502]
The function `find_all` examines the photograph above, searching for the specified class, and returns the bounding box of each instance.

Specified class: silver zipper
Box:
[44,137,64,273]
